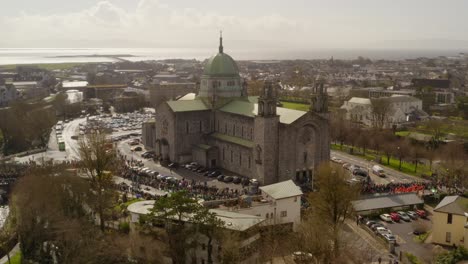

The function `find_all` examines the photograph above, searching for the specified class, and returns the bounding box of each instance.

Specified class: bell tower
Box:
[254,80,279,185]
[258,80,277,117]
[310,79,329,117]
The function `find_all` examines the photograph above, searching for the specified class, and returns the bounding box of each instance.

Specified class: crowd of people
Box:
[361,181,433,195]
[117,157,251,201]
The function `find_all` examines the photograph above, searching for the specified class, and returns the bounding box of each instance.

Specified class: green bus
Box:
[58,140,66,151]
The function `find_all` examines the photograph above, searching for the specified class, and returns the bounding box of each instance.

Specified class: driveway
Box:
[380,215,435,262]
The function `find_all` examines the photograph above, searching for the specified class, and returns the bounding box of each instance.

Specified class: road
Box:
[62,118,85,160]
[331,150,424,185]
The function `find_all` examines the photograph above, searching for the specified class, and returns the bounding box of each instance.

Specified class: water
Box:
[0,48,466,65]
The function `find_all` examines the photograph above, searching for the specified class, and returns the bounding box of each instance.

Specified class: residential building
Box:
[340,95,428,128]
[432,196,468,246]
[215,180,303,231]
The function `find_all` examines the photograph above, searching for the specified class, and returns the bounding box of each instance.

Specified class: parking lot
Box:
[363,211,435,262]
[117,138,247,192]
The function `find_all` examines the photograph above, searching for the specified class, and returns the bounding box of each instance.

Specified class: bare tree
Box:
[307,164,359,257]
[78,131,117,232]
[370,98,393,130]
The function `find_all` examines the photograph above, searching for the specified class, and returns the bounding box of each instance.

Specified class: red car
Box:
[390,212,400,222]
[416,209,426,218]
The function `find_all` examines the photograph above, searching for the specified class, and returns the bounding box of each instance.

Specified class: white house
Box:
[217,180,303,231]
[341,95,428,128]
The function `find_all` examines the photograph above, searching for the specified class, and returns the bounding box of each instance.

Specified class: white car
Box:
[407,211,418,220]
[382,233,396,242]
[331,156,344,164]
[380,214,392,222]
[375,227,391,235]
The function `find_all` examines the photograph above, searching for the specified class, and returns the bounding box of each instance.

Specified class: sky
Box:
[2,0,468,50]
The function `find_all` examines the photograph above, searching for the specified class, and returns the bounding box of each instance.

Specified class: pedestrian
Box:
[378,257,382,264]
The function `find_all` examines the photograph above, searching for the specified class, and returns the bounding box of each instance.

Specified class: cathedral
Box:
[152,35,330,185]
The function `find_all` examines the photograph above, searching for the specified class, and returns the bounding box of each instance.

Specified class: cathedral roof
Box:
[202,33,239,77]
[203,53,239,77]
[219,99,308,124]
[167,99,209,112]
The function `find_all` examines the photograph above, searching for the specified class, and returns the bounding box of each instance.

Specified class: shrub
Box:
[119,221,130,234]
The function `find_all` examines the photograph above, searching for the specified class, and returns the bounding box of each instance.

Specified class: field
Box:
[279,101,309,111]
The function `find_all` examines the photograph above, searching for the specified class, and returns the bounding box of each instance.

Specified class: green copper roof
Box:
[210,132,254,148]
[219,100,308,124]
[203,53,239,77]
[167,100,209,112]
[195,144,213,151]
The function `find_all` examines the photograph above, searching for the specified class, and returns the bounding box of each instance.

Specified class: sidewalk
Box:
[0,243,19,264]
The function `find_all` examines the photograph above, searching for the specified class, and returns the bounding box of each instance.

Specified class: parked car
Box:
[168,163,179,169]
[372,165,386,177]
[349,165,361,172]
[353,169,368,177]
[371,223,384,231]
[132,146,143,152]
[209,171,221,178]
[241,178,250,186]
[382,233,397,243]
[223,176,233,182]
[416,209,426,218]
[375,227,391,235]
[197,167,207,173]
[380,214,392,222]
[331,156,344,164]
[390,212,400,222]
[365,220,376,227]
[232,176,241,184]
[217,175,225,181]
[342,163,351,170]
[407,211,418,220]
[397,211,411,221]
[204,169,216,176]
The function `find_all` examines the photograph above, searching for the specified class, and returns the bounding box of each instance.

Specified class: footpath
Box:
[0,243,19,264]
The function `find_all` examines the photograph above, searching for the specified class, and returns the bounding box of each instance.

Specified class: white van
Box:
[372,165,386,177]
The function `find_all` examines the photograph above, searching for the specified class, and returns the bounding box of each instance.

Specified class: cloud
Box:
[0,0,303,49]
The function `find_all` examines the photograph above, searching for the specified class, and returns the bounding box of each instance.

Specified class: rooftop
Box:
[127,200,264,232]
[209,209,265,231]
[220,99,307,124]
[210,132,254,148]
[348,97,371,105]
[434,195,468,216]
[62,81,88,88]
[260,180,303,200]
[167,99,209,112]
[352,193,424,212]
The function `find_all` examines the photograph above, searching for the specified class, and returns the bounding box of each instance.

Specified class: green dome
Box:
[203,53,239,77]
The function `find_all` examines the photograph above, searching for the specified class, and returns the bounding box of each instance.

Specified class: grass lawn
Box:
[395,131,411,137]
[0,62,89,71]
[280,101,309,111]
[10,251,21,264]
[413,231,431,243]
